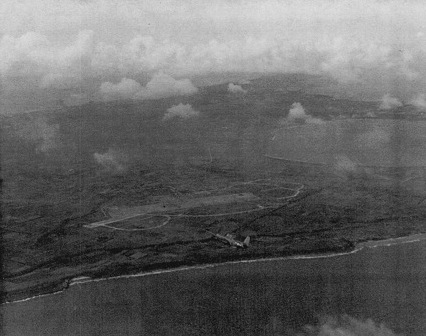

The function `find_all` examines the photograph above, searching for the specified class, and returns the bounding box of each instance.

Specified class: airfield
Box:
[84,179,304,232]
[2,75,426,303]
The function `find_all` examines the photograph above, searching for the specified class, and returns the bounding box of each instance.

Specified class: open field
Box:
[85,179,304,231]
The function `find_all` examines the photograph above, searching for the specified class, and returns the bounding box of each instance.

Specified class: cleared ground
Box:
[85,179,304,231]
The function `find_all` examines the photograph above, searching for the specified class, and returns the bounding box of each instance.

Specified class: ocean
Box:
[2,236,426,335]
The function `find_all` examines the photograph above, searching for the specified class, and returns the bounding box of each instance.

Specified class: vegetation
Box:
[2,75,426,303]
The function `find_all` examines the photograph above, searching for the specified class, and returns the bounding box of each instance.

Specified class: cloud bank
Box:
[1,30,94,85]
[379,94,403,110]
[163,103,199,121]
[228,83,247,94]
[100,73,198,101]
[4,0,426,110]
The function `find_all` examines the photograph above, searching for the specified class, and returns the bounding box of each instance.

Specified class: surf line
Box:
[358,233,426,249]
[4,249,363,305]
[6,232,425,305]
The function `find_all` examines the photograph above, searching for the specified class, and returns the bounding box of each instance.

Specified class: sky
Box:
[2,0,426,111]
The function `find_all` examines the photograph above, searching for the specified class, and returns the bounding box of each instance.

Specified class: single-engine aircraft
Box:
[207,231,250,248]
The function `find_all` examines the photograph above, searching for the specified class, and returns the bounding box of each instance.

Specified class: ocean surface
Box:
[269,119,426,167]
[2,237,426,336]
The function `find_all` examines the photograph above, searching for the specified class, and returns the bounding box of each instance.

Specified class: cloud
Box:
[287,102,307,121]
[5,1,426,108]
[137,72,198,99]
[15,117,60,153]
[300,315,399,336]
[379,93,403,110]
[99,73,198,101]
[100,78,142,101]
[286,102,324,124]
[334,155,358,172]
[93,149,127,173]
[333,155,361,179]
[0,30,94,84]
[40,73,81,90]
[410,93,426,109]
[228,83,247,94]
[163,103,199,121]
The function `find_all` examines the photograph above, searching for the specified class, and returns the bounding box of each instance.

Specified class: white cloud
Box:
[287,102,307,121]
[163,103,199,121]
[100,78,142,101]
[0,30,94,83]
[228,83,247,94]
[301,315,398,336]
[410,93,426,109]
[286,102,324,124]
[94,149,126,173]
[333,155,360,179]
[16,117,60,153]
[379,93,403,110]
[137,72,198,99]
[0,32,48,75]
[99,73,198,101]
[40,73,81,90]
[4,1,426,107]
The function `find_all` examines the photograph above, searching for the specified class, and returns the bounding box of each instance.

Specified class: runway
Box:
[84,179,304,231]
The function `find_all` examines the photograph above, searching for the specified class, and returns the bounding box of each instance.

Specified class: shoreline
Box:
[3,232,426,306]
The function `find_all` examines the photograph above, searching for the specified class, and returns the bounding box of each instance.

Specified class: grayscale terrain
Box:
[1,1,426,335]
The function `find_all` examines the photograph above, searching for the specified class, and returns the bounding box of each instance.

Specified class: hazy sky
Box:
[2,0,426,107]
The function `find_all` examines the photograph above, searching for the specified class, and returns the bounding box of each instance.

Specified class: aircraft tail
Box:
[243,236,250,247]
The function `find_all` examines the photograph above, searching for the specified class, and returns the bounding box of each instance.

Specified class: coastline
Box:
[3,232,426,306]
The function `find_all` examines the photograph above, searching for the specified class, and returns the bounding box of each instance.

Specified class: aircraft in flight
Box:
[207,231,250,248]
